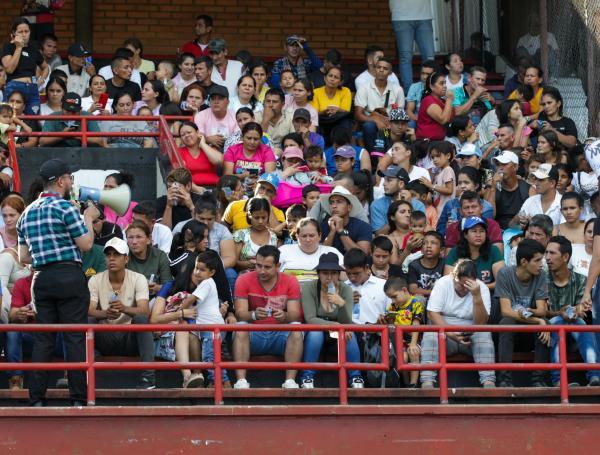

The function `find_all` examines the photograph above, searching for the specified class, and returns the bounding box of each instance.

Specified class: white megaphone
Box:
[74,184,131,217]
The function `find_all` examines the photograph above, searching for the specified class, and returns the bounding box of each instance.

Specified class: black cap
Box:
[209,84,229,99]
[381,165,410,184]
[315,252,344,271]
[39,159,70,182]
[67,42,90,57]
[293,108,311,122]
[62,92,82,112]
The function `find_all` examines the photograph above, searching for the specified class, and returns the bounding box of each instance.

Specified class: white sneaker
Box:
[301,378,315,389]
[350,377,365,388]
[233,379,250,389]
[282,379,299,389]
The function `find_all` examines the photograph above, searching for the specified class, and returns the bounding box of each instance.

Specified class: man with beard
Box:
[17,159,99,406]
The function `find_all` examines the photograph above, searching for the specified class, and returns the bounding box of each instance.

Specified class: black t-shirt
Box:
[538,114,579,145]
[408,258,444,291]
[156,193,200,228]
[16,118,40,144]
[593,217,600,237]
[106,78,142,101]
[2,43,43,80]
[495,179,531,230]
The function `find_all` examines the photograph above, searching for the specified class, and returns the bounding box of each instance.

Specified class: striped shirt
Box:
[17,193,88,268]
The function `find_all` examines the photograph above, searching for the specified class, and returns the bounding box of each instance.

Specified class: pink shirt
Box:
[104,201,138,230]
[284,99,319,127]
[194,108,239,137]
[223,142,276,175]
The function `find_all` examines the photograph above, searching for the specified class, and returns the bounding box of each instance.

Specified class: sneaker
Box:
[301,378,314,389]
[482,381,496,389]
[532,381,547,388]
[183,373,204,389]
[421,381,435,389]
[9,375,23,391]
[497,380,514,388]
[552,380,580,388]
[56,377,68,389]
[588,376,600,387]
[350,377,365,389]
[233,379,250,389]
[282,379,299,389]
[136,375,156,390]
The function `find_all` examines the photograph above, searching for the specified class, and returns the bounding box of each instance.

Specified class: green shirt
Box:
[445,245,504,284]
[547,271,586,313]
[82,244,106,279]
[42,110,101,147]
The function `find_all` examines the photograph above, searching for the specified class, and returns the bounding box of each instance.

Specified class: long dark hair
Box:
[457,166,484,192]
[387,199,412,232]
[497,99,521,124]
[423,72,445,97]
[456,224,491,262]
[170,220,209,259]
[145,79,170,106]
[236,75,259,110]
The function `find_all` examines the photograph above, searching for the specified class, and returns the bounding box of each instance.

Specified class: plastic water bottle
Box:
[327,282,336,295]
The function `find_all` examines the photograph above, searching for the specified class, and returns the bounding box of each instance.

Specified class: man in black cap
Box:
[271,34,322,89]
[40,92,103,147]
[292,108,324,150]
[17,158,100,406]
[208,38,242,96]
[194,84,237,150]
[56,42,95,97]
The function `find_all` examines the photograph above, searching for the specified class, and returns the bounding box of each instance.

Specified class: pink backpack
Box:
[271,181,333,209]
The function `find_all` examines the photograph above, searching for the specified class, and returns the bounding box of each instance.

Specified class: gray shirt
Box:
[494,266,548,311]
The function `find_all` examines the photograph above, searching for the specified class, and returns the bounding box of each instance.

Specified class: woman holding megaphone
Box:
[102,171,137,229]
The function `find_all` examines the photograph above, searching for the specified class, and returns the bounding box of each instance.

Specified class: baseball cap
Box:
[103,237,129,255]
[62,92,82,112]
[286,35,302,46]
[381,165,410,184]
[461,216,487,232]
[257,172,280,191]
[334,145,355,159]
[67,42,90,57]
[208,84,229,99]
[494,150,519,165]
[389,107,409,122]
[532,163,557,180]
[457,143,482,158]
[292,108,311,122]
[208,39,227,53]
[281,146,305,161]
[39,159,70,182]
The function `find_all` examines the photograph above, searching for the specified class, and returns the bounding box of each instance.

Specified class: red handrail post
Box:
[338,328,348,405]
[438,330,449,404]
[213,328,224,405]
[380,325,390,371]
[396,327,404,371]
[81,117,88,147]
[86,328,96,406]
[7,132,21,192]
[558,327,569,404]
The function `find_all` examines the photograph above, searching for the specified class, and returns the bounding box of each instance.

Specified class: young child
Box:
[382,276,424,388]
[407,181,438,230]
[0,104,30,145]
[279,146,311,185]
[526,153,544,195]
[371,235,403,279]
[281,204,307,245]
[401,211,428,274]
[407,231,445,301]
[156,60,179,102]
[305,145,333,183]
[419,142,455,216]
[280,69,297,97]
[302,184,320,210]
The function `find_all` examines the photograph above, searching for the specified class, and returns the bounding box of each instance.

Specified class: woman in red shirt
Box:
[416,72,454,141]
[178,121,223,190]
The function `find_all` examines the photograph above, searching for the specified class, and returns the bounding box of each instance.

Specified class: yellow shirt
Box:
[222,199,285,232]
[311,86,352,114]
[509,87,543,114]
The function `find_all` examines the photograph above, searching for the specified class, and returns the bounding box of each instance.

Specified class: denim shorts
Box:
[248,330,290,356]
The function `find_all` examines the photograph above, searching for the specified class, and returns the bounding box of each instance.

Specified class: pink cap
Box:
[281,146,305,161]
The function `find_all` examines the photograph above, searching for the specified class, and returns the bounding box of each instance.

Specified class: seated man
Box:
[40,92,103,147]
[452,66,494,126]
[270,35,322,89]
[496,239,550,387]
[105,56,142,101]
[194,84,238,151]
[157,168,200,229]
[420,259,496,388]
[507,214,552,269]
[232,245,303,389]
[132,200,173,254]
[545,236,600,387]
[255,88,294,154]
[518,164,563,227]
[56,42,94,97]
[88,237,155,389]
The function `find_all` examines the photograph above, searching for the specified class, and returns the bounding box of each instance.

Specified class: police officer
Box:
[17,159,99,406]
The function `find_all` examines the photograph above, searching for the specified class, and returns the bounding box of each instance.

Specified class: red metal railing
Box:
[8,114,192,192]
[0,323,597,406]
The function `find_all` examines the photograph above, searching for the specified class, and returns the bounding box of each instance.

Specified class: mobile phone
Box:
[296,165,310,172]
[460,332,473,338]
[65,120,78,129]
[537,120,544,129]
[85,56,93,67]
[98,92,109,109]
[222,187,233,197]
[180,101,189,111]
[248,168,260,175]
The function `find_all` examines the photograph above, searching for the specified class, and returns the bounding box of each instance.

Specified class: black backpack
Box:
[362,332,401,388]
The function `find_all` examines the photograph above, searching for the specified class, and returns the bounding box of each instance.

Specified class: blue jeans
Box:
[392,19,436,92]
[361,121,379,154]
[225,267,238,295]
[5,80,41,115]
[199,331,229,383]
[6,331,67,376]
[246,329,290,356]
[300,331,361,381]
[549,316,600,384]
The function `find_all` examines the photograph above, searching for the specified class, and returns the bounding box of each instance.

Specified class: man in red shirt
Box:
[445,191,503,252]
[232,245,303,389]
[180,15,213,58]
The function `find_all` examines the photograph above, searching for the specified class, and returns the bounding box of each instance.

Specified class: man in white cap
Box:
[88,237,155,389]
[321,186,372,255]
[484,150,531,230]
[456,143,483,170]
[518,163,563,226]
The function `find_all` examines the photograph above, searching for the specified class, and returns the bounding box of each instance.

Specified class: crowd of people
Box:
[1,2,600,406]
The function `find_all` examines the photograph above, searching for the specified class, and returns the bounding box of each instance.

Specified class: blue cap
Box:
[257,172,280,190]
[457,143,482,159]
[461,216,487,232]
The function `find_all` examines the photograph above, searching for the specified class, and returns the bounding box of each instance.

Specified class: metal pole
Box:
[438,331,449,404]
[540,0,549,79]
[338,328,348,405]
[558,328,569,404]
[480,0,485,66]
[86,328,96,406]
[213,328,223,406]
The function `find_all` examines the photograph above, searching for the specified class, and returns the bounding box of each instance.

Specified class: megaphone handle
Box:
[86,200,105,220]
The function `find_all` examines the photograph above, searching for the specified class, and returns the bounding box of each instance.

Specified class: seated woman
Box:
[178,121,223,190]
[477,99,530,154]
[415,72,454,141]
[101,92,154,148]
[508,65,544,115]
[179,83,206,117]
[299,252,363,389]
[126,220,173,301]
[102,171,137,230]
[134,80,170,115]
[223,107,274,153]
[536,86,578,150]
[233,197,279,273]
[40,76,66,117]
[311,67,352,145]
[81,74,113,115]
[7,91,38,148]
[229,75,263,115]
[553,192,585,245]
[324,127,371,176]
[571,218,595,276]
[443,216,504,291]
[285,78,318,131]
[387,200,417,266]
[172,53,197,102]
[445,115,478,152]
[536,130,560,165]
[216,175,244,219]
[249,60,269,102]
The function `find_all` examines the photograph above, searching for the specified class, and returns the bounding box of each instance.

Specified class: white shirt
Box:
[56,64,91,97]
[445,75,465,91]
[354,80,405,114]
[192,278,224,324]
[229,96,264,115]
[570,244,591,276]
[279,244,344,283]
[99,65,142,88]
[520,191,564,226]
[516,33,559,54]
[389,0,433,21]
[428,275,491,325]
[152,223,173,254]
[354,70,400,92]
[81,96,113,115]
[211,60,243,97]
[345,275,391,324]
